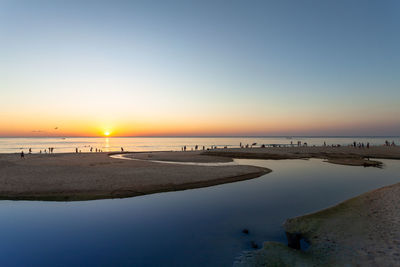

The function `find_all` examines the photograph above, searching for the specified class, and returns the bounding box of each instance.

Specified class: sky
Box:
[0,0,399,137]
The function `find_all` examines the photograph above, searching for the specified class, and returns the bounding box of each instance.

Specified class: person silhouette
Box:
[20,151,24,158]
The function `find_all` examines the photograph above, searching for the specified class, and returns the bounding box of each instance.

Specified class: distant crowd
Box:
[17,139,398,158]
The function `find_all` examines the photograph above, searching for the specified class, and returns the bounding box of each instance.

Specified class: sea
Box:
[0,136,399,153]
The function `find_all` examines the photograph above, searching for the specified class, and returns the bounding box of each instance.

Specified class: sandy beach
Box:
[1,146,400,265]
[0,151,269,201]
[203,146,400,166]
[235,181,400,266]
[1,146,399,201]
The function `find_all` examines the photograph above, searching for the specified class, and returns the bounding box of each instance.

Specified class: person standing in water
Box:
[20,151,24,158]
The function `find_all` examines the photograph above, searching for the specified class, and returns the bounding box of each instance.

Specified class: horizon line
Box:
[0,135,399,138]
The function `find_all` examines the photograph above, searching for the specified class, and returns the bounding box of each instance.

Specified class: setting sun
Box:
[104,131,110,136]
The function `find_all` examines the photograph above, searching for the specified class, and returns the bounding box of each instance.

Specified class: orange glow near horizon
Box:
[1,109,399,137]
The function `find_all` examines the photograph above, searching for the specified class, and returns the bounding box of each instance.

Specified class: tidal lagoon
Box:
[0,155,399,266]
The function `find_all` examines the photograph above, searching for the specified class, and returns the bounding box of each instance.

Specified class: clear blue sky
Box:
[1,0,399,136]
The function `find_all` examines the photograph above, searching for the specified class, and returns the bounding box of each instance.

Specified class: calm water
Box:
[0,158,399,266]
[0,136,399,153]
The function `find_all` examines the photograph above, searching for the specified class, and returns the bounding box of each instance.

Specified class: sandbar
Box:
[203,146,400,167]
[0,152,269,201]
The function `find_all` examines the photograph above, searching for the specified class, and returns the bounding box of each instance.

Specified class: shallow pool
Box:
[0,159,399,266]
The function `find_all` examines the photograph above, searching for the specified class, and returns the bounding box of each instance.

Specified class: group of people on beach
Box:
[353,142,370,149]
[20,147,55,158]
[180,145,208,151]
[17,139,399,159]
[351,140,396,148]
[75,146,111,153]
[37,147,55,154]
[385,140,396,146]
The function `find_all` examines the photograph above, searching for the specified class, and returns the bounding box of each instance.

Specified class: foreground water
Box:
[0,158,399,266]
[0,136,399,153]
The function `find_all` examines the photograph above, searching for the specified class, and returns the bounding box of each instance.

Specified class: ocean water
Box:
[0,136,399,153]
[0,158,399,266]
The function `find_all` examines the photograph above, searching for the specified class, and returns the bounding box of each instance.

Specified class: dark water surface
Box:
[0,159,399,266]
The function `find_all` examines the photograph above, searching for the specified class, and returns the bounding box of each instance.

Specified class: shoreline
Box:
[203,146,400,167]
[1,148,400,264]
[234,181,400,266]
[1,146,399,201]
[0,151,270,201]
[0,170,268,201]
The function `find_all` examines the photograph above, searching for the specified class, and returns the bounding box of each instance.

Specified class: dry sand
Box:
[0,152,269,201]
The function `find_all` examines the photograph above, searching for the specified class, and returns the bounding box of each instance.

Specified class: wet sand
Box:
[234,182,400,266]
[0,152,269,201]
[203,146,400,167]
[124,150,233,163]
